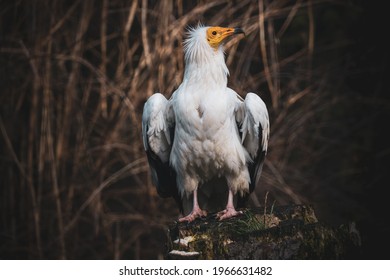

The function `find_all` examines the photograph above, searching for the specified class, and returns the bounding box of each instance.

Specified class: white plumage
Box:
[142,25,269,222]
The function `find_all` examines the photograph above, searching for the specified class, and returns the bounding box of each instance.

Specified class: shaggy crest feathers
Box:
[183,24,209,63]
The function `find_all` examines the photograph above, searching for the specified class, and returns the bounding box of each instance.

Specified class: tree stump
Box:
[166,204,361,259]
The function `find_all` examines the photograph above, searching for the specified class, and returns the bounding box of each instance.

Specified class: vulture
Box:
[142,25,269,222]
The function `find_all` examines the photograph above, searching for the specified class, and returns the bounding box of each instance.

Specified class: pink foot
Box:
[178,207,207,223]
[217,207,243,220]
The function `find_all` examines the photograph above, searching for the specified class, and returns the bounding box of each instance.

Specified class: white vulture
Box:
[142,25,269,222]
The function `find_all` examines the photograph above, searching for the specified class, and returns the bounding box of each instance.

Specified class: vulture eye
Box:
[212,31,217,35]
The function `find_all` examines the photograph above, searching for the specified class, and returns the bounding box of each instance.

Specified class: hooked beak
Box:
[233,27,245,36]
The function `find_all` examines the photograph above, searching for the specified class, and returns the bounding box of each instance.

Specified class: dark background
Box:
[0,0,388,259]
[341,0,389,258]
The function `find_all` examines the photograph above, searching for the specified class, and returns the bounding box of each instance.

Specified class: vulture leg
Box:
[178,189,207,223]
[217,189,243,220]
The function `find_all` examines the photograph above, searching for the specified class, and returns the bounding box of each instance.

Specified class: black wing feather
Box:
[144,123,183,213]
[237,125,266,208]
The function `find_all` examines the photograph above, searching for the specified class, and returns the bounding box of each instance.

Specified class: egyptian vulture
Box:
[142,25,269,222]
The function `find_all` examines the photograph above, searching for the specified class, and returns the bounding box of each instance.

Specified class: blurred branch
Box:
[258,0,277,109]
[100,0,108,118]
[65,158,147,233]
[307,0,315,81]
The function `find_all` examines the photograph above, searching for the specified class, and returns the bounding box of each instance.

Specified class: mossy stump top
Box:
[166,204,361,259]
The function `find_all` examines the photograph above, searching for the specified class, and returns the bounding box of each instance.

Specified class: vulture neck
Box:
[183,46,229,90]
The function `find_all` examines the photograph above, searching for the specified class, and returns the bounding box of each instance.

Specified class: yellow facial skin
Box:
[206,26,245,50]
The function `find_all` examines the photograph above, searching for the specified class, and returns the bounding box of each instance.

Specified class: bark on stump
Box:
[166,204,361,259]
